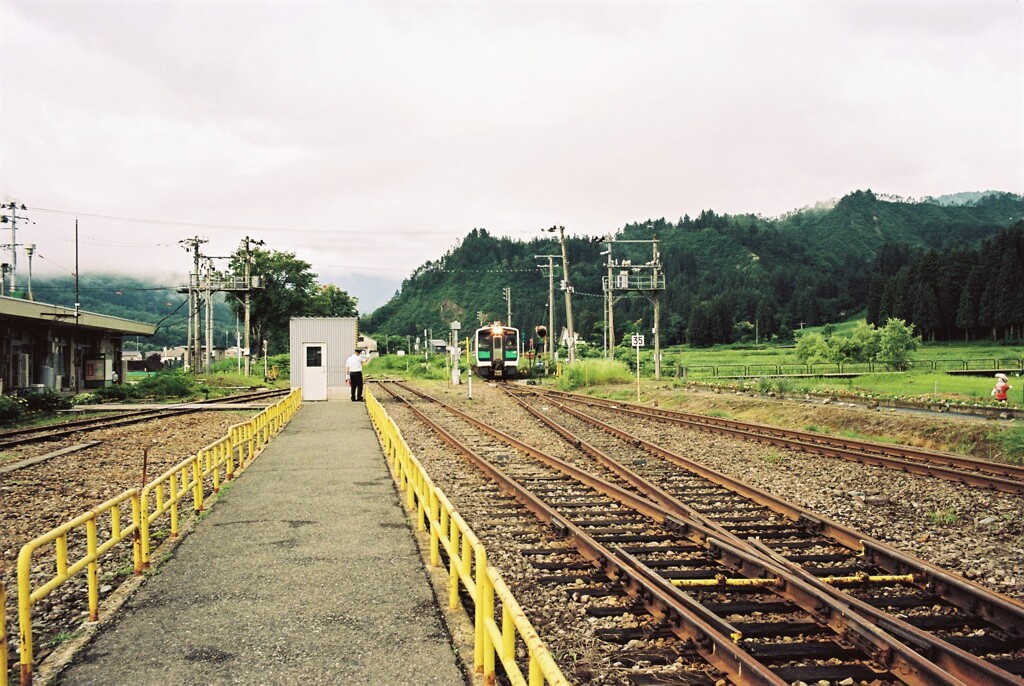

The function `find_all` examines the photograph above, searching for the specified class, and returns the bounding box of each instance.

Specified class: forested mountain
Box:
[363,190,1024,348]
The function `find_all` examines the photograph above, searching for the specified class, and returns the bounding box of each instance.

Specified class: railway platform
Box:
[49,398,469,686]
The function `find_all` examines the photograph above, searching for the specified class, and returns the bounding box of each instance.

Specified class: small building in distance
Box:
[288,317,358,401]
[1,294,157,394]
[357,334,377,357]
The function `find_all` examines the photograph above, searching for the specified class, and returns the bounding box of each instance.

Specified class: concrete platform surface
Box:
[53,399,468,686]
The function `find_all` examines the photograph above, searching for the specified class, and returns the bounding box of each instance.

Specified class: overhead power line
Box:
[31,206,463,237]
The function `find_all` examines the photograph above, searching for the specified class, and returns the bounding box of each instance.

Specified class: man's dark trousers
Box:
[350,371,363,401]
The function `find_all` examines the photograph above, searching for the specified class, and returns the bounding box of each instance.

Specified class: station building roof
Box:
[0,295,157,336]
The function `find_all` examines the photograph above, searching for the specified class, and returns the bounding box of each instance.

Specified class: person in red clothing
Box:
[991,373,1012,402]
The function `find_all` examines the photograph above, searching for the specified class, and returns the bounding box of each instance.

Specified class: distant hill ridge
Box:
[363,189,1024,348]
[17,189,1024,350]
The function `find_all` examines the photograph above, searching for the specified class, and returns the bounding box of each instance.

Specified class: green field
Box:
[607,337,1023,406]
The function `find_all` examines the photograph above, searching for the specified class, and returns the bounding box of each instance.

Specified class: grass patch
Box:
[993,425,1024,464]
[763,450,787,464]
[705,409,731,419]
[928,507,959,526]
[837,429,898,444]
[802,424,832,434]
[102,562,136,584]
[47,631,77,648]
[366,354,453,381]
[557,359,633,391]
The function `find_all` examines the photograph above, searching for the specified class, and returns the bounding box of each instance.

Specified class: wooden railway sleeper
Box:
[705,535,978,686]
[510,386,1023,684]
[745,538,1024,686]
[529,389,1024,639]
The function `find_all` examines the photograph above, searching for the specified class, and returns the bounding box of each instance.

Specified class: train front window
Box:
[477,331,492,359]
[505,331,518,359]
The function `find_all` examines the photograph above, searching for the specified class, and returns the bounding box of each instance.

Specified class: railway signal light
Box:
[535,325,547,338]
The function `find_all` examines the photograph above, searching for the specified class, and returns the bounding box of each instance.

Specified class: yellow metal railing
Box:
[14,388,301,686]
[367,390,570,686]
[16,490,141,686]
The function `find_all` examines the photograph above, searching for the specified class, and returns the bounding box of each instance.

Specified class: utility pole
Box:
[1,201,30,293]
[25,243,36,301]
[548,226,576,363]
[503,286,512,326]
[179,237,208,371]
[241,236,263,376]
[74,218,80,393]
[603,236,664,377]
[204,257,214,373]
[602,241,614,357]
[534,254,559,366]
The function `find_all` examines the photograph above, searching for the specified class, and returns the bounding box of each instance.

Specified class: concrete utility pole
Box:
[534,254,559,367]
[179,237,208,371]
[547,226,576,363]
[602,242,614,357]
[242,236,264,376]
[503,287,512,326]
[1,201,30,293]
[25,243,35,301]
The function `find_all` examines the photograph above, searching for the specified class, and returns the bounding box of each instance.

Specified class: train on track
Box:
[471,323,520,380]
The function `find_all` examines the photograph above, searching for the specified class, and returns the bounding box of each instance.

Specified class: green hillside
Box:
[363,190,1024,348]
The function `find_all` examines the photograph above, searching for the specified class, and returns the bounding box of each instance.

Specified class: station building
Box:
[0,294,156,395]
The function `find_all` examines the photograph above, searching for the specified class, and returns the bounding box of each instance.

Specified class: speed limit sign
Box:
[631,334,645,347]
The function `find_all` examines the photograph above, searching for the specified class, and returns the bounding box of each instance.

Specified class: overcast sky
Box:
[1,0,1022,312]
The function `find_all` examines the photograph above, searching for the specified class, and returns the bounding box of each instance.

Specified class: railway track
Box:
[377,380,1024,685]
[0,388,287,453]
[524,387,1024,495]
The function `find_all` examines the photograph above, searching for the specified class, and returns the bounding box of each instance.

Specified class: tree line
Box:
[867,226,1024,342]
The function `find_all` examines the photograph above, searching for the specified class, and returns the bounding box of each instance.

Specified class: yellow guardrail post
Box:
[1,581,8,686]
[368,390,569,686]
[192,457,204,513]
[474,544,488,676]
[429,491,441,567]
[449,518,461,610]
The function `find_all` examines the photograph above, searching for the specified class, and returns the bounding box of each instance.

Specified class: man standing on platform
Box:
[345,348,365,402]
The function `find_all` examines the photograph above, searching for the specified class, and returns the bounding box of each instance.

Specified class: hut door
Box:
[302,342,328,401]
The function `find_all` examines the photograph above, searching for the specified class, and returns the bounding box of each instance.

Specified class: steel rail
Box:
[498,387,1024,686]
[0,389,286,452]
[527,388,1024,493]
[383,381,999,686]
[375,382,786,686]
[521,389,1024,639]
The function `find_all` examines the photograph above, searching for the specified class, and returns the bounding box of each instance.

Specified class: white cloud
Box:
[1,0,1021,296]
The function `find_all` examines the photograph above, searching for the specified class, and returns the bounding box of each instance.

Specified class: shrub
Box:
[134,369,198,398]
[24,389,72,413]
[93,385,137,401]
[0,395,26,425]
[71,393,99,406]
